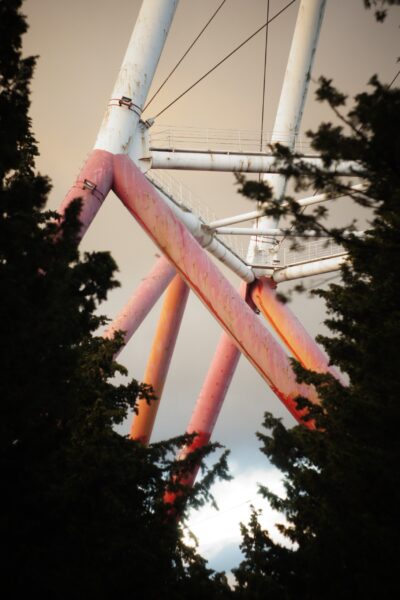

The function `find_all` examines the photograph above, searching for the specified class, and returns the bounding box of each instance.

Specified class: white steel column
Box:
[95,0,179,154]
[247,0,327,264]
[60,0,179,238]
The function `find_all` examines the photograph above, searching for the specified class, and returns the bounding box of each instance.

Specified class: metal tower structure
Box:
[59,0,361,494]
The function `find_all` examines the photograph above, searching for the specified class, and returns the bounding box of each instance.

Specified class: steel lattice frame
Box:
[59,0,352,492]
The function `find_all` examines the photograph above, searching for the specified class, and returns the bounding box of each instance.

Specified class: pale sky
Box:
[22,0,399,574]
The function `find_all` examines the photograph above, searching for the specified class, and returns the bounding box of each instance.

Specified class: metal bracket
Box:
[107,96,143,118]
[83,178,97,191]
[74,179,104,204]
[118,96,133,107]
[118,96,142,117]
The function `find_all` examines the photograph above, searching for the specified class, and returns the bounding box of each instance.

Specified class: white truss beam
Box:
[272,255,347,282]
[208,210,266,229]
[149,150,364,176]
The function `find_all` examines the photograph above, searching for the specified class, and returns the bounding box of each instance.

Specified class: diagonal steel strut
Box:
[113,154,319,422]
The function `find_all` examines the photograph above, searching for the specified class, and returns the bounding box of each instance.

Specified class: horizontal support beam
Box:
[155,184,368,240]
[208,209,266,229]
[113,155,319,422]
[272,255,347,282]
[215,227,364,238]
[214,227,331,237]
[149,149,364,176]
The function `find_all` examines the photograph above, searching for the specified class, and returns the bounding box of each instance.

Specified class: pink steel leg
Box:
[112,155,319,421]
[103,256,176,354]
[186,331,241,449]
[163,331,241,507]
[163,283,248,503]
[58,149,114,240]
[130,275,189,445]
[166,276,344,503]
[250,277,344,383]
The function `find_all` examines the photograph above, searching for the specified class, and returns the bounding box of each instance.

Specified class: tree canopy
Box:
[0,1,231,597]
[364,0,400,21]
[232,60,400,600]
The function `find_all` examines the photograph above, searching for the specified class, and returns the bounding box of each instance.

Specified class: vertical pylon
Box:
[248,0,327,264]
[58,150,114,240]
[58,0,179,239]
[177,284,249,461]
[131,275,189,444]
[95,0,179,154]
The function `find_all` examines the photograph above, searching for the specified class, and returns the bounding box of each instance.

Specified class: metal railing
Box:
[282,238,345,266]
[149,125,313,155]
[146,170,347,270]
[147,170,251,260]
[146,169,214,223]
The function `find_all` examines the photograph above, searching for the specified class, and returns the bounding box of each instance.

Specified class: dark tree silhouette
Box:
[364,0,400,21]
[0,2,232,597]
[232,64,400,600]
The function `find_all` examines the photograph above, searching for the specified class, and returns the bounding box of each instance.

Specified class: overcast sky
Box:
[22,0,399,574]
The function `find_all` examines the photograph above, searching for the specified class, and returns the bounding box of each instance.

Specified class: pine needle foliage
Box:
[233,65,400,600]
[0,2,232,597]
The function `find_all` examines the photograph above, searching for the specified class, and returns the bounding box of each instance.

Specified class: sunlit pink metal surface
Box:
[58,149,114,239]
[113,154,319,421]
[103,256,176,352]
[130,275,189,445]
[250,277,344,382]
[171,284,248,491]
[169,332,241,493]
[187,332,241,440]
[163,428,210,511]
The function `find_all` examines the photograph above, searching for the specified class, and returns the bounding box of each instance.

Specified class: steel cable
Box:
[143,0,228,112]
[151,0,298,120]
